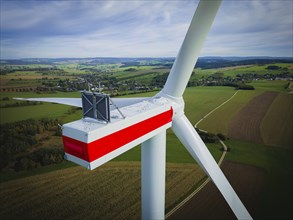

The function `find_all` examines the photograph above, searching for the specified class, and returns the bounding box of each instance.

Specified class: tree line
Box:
[0,118,63,171]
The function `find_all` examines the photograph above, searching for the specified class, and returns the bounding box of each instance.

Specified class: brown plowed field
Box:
[167,161,265,220]
[228,91,278,143]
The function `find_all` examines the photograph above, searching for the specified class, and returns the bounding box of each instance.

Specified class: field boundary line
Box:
[195,90,240,127]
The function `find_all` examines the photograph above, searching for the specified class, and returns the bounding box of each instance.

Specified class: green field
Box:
[114,68,169,83]
[0,91,81,99]
[215,63,292,77]
[249,79,290,92]
[224,140,293,219]
[0,92,81,124]
[198,90,260,135]
[193,80,292,218]
[189,63,293,80]
[183,86,236,123]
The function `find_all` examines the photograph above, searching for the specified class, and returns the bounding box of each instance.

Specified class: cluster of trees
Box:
[124,68,137,72]
[195,128,227,143]
[235,84,255,90]
[38,69,66,76]
[285,82,292,90]
[151,72,169,88]
[235,71,292,81]
[195,129,230,151]
[186,72,255,90]
[1,97,10,101]
[204,81,255,90]
[266,65,281,70]
[0,118,63,171]
[0,87,36,92]
[14,148,64,171]
[121,62,141,67]
[0,68,15,75]
[0,101,43,108]
[150,71,257,90]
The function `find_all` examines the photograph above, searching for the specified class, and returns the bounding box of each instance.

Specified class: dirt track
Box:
[167,161,265,220]
[228,91,278,143]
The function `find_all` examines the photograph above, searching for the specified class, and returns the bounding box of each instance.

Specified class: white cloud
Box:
[1,0,292,58]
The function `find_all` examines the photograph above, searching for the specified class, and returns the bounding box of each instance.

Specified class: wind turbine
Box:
[16,0,252,219]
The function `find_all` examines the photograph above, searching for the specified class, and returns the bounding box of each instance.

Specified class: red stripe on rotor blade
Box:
[63,108,173,162]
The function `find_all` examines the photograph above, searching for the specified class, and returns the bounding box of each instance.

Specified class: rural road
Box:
[165,90,238,219]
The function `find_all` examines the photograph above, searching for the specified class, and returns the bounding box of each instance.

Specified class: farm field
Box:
[0,103,73,124]
[215,63,292,77]
[168,161,266,220]
[183,86,235,123]
[198,89,260,135]
[0,71,75,90]
[198,80,292,149]
[168,138,293,220]
[228,91,278,144]
[0,91,81,124]
[0,162,205,220]
[224,140,293,219]
[115,67,168,78]
[261,92,293,148]
[190,63,293,80]
[248,79,291,92]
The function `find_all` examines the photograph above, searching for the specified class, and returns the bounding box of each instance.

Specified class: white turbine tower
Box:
[16,0,252,219]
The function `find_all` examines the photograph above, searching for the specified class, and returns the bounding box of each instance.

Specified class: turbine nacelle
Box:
[62,96,173,170]
[62,90,187,171]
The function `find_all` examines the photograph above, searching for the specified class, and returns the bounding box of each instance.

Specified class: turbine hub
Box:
[154,91,185,119]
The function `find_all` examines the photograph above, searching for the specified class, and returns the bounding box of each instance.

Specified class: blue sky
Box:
[1,0,292,59]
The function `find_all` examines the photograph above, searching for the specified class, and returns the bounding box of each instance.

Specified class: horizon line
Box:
[1,55,293,60]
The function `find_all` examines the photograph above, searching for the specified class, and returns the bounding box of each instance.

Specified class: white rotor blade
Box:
[172,114,252,220]
[111,97,148,108]
[14,97,147,109]
[14,97,82,107]
[163,0,222,98]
